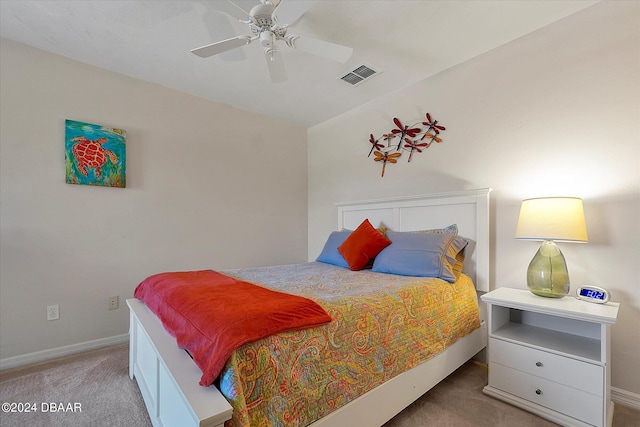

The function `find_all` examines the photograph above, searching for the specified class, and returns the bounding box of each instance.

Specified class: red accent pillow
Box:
[338,219,391,270]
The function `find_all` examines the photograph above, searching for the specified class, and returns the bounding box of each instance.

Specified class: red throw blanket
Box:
[134,270,332,386]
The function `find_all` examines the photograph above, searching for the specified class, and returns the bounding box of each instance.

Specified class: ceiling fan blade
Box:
[288,36,353,63]
[265,49,287,83]
[274,0,317,25]
[202,9,246,61]
[191,36,252,58]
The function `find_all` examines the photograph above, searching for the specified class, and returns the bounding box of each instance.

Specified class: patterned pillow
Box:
[338,219,391,271]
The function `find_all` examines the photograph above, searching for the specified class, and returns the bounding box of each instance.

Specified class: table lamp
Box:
[515,197,588,298]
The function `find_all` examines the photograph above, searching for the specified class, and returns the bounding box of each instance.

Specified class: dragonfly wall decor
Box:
[368,113,446,177]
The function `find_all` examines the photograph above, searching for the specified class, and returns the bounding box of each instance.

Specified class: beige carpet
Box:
[1,344,638,427]
[0,344,150,427]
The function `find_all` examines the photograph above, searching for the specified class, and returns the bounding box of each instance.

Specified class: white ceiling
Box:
[0,0,598,128]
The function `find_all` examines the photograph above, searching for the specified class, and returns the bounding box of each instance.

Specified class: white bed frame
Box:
[128,188,492,427]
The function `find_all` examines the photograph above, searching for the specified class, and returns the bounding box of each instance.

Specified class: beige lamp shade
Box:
[515,197,588,242]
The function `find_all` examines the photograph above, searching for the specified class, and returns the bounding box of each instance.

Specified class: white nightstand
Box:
[481,287,619,427]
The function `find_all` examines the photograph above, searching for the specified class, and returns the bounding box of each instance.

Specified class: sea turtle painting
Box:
[71,136,118,179]
[65,119,126,187]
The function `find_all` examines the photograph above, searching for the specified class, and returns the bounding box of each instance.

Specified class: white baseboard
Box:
[0,334,129,370]
[612,387,640,410]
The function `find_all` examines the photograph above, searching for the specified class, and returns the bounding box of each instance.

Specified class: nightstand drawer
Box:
[490,363,602,426]
[489,338,603,395]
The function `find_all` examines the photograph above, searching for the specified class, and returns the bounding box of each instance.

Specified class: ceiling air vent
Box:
[339,64,380,87]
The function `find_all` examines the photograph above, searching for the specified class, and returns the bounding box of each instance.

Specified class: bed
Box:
[127,188,492,427]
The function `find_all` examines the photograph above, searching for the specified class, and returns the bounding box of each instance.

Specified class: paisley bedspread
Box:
[219,262,480,427]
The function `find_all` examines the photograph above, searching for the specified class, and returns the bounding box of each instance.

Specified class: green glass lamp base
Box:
[527,240,570,298]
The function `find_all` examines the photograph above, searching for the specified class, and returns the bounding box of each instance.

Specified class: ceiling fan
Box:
[190,0,353,83]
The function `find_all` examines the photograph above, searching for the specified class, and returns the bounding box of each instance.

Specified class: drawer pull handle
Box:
[535,361,543,367]
[535,389,543,395]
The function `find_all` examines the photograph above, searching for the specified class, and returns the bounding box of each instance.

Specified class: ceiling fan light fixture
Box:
[260,31,275,48]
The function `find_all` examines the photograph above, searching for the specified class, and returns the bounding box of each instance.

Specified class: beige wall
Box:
[0,38,308,361]
[308,2,640,395]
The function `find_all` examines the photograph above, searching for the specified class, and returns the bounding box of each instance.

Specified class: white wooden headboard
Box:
[336,188,492,292]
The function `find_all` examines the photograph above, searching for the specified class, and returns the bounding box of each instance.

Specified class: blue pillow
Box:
[316,230,351,268]
[372,231,468,281]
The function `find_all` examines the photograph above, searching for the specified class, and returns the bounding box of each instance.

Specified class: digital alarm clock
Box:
[575,285,611,304]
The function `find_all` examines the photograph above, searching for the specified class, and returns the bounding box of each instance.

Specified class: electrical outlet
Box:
[108,296,119,310]
[47,304,59,321]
